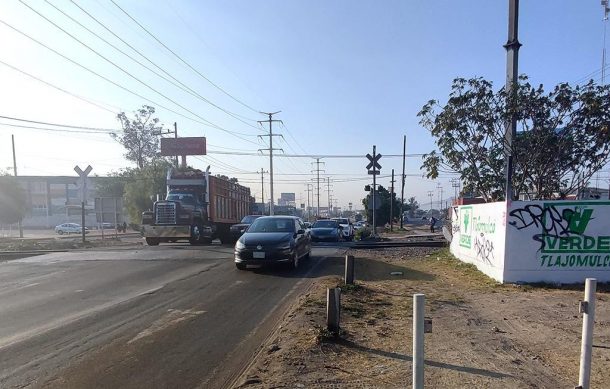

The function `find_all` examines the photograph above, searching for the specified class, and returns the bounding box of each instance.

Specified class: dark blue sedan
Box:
[309,220,342,242]
[234,216,311,270]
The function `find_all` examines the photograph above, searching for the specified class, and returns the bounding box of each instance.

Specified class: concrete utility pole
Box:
[400,135,406,229]
[326,178,333,218]
[427,190,434,211]
[258,111,283,216]
[451,178,460,202]
[390,169,395,231]
[259,168,268,214]
[305,183,313,220]
[503,0,521,201]
[437,183,444,213]
[311,158,325,218]
[11,135,23,238]
[173,122,178,167]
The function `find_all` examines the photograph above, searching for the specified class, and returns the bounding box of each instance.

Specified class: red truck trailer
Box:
[141,167,253,245]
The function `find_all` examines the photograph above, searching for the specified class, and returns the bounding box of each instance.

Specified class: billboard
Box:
[161,137,206,156]
[280,193,296,202]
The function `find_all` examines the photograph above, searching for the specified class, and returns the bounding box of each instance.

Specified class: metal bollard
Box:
[577,278,597,389]
[345,255,355,284]
[413,293,425,389]
[327,287,341,333]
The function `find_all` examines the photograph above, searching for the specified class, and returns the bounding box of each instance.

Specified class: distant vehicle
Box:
[100,222,114,229]
[229,215,264,242]
[55,223,89,235]
[353,221,366,230]
[331,217,354,241]
[303,221,312,229]
[309,219,342,242]
[234,216,311,270]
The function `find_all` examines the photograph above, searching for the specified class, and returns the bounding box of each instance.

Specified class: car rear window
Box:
[313,221,338,228]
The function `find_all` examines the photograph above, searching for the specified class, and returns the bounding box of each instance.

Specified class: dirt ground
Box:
[234,247,610,388]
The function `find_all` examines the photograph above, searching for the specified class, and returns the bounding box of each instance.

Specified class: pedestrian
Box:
[122,222,127,233]
[430,216,437,233]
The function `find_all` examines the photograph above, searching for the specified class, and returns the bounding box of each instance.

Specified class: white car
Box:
[55,223,89,235]
[331,218,354,241]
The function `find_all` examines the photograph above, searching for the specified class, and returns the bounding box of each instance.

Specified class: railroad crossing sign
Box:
[366,153,382,175]
[74,165,92,202]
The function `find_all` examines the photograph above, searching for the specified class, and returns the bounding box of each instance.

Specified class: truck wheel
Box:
[146,237,160,246]
[190,223,203,245]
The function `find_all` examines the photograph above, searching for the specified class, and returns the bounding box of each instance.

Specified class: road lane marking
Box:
[127,309,206,344]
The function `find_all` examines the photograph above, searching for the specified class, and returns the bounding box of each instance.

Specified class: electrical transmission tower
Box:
[311,158,325,217]
[258,111,283,215]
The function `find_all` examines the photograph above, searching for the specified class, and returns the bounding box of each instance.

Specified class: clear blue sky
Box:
[0,0,607,210]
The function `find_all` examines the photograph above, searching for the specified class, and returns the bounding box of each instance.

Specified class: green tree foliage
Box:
[96,160,173,224]
[361,186,401,227]
[0,174,27,225]
[419,77,610,200]
[113,105,165,169]
[404,196,420,218]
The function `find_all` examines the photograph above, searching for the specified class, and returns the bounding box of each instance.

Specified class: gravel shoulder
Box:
[234,247,610,388]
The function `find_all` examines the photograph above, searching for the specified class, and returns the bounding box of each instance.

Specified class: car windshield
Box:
[333,219,349,225]
[313,221,338,228]
[247,218,295,233]
[167,193,197,205]
[241,215,261,224]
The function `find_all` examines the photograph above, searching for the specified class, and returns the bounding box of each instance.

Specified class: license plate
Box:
[253,251,265,259]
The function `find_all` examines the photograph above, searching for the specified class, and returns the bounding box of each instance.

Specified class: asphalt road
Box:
[0,244,343,389]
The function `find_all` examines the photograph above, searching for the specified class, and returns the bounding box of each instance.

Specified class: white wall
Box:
[504,200,610,283]
[450,202,507,282]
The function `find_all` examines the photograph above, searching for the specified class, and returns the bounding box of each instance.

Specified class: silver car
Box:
[55,223,89,235]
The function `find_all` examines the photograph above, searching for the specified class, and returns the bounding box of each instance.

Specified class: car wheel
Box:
[236,263,246,270]
[57,230,64,235]
[146,237,160,246]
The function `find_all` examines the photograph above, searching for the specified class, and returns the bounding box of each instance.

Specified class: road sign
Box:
[365,153,382,170]
[368,170,380,175]
[160,137,206,156]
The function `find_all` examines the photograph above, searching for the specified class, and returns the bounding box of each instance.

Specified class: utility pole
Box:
[326,178,333,218]
[437,183,444,213]
[372,146,377,235]
[11,135,23,238]
[258,111,283,216]
[451,178,460,203]
[311,158,325,218]
[390,169,395,232]
[173,122,178,167]
[259,168,268,214]
[305,183,313,220]
[503,0,521,201]
[400,135,406,229]
[427,190,434,212]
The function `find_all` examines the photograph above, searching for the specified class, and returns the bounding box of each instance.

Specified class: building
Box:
[5,176,124,229]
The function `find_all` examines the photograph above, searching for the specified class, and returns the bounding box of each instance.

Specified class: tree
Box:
[361,186,401,227]
[404,196,420,218]
[418,77,610,201]
[96,160,173,224]
[113,105,164,168]
[0,174,27,225]
[216,174,239,183]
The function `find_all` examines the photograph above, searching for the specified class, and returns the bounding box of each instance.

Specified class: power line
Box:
[0,17,259,145]
[0,121,115,134]
[16,1,258,137]
[0,59,117,114]
[62,0,262,131]
[108,0,259,113]
[0,115,118,132]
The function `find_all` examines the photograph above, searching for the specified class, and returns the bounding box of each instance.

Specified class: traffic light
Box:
[364,185,371,191]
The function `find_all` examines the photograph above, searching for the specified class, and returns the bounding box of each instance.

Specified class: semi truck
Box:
[141,167,253,245]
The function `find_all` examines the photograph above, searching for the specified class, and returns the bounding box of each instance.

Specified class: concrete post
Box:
[578,278,597,389]
[413,293,425,389]
[326,287,341,333]
[344,255,354,285]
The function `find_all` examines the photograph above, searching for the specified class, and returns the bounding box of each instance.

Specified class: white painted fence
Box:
[450,200,610,283]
